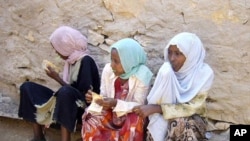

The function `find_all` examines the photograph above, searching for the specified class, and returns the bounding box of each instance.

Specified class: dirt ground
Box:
[0,116,81,141]
[0,116,229,141]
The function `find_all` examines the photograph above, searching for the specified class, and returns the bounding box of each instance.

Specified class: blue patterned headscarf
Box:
[110,38,153,85]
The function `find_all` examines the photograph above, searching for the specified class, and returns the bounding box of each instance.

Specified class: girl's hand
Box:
[96,98,117,110]
[85,90,93,104]
[133,105,161,118]
[45,66,60,80]
[45,66,66,86]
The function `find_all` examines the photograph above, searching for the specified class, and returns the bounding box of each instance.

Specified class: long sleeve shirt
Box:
[161,92,208,120]
[100,63,150,117]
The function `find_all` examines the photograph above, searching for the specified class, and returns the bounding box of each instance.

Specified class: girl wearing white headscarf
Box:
[133,32,214,141]
[82,38,153,141]
[18,26,100,141]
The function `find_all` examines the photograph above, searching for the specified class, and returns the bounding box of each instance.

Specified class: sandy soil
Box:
[0,116,229,141]
[0,116,81,141]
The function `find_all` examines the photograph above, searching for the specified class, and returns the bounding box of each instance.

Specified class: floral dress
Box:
[82,77,144,141]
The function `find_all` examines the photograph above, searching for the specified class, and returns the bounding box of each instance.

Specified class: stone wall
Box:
[0,0,250,131]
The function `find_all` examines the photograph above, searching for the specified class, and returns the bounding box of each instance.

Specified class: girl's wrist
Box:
[112,99,117,108]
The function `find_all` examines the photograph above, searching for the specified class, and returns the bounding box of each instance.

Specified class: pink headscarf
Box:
[49,26,90,84]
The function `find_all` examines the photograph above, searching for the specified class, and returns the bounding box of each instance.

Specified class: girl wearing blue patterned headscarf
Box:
[82,38,153,141]
[110,38,152,85]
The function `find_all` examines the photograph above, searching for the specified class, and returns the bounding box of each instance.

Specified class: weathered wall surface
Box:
[0,0,250,132]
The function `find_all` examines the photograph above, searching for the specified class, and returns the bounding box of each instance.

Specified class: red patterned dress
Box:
[82,77,144,141]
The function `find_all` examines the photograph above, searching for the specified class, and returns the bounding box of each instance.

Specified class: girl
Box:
[133,32,214,141]
[82,38,153,141]
[18,26,100,141]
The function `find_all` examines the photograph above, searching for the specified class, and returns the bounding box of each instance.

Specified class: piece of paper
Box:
[87,92,103,114]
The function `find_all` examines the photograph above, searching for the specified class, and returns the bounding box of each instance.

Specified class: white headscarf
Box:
[147,32,214,141]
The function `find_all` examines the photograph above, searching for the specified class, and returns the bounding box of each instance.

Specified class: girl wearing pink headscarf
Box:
[18,26,100,141]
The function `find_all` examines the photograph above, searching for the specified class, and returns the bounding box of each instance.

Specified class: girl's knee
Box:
[56,86,76,99]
